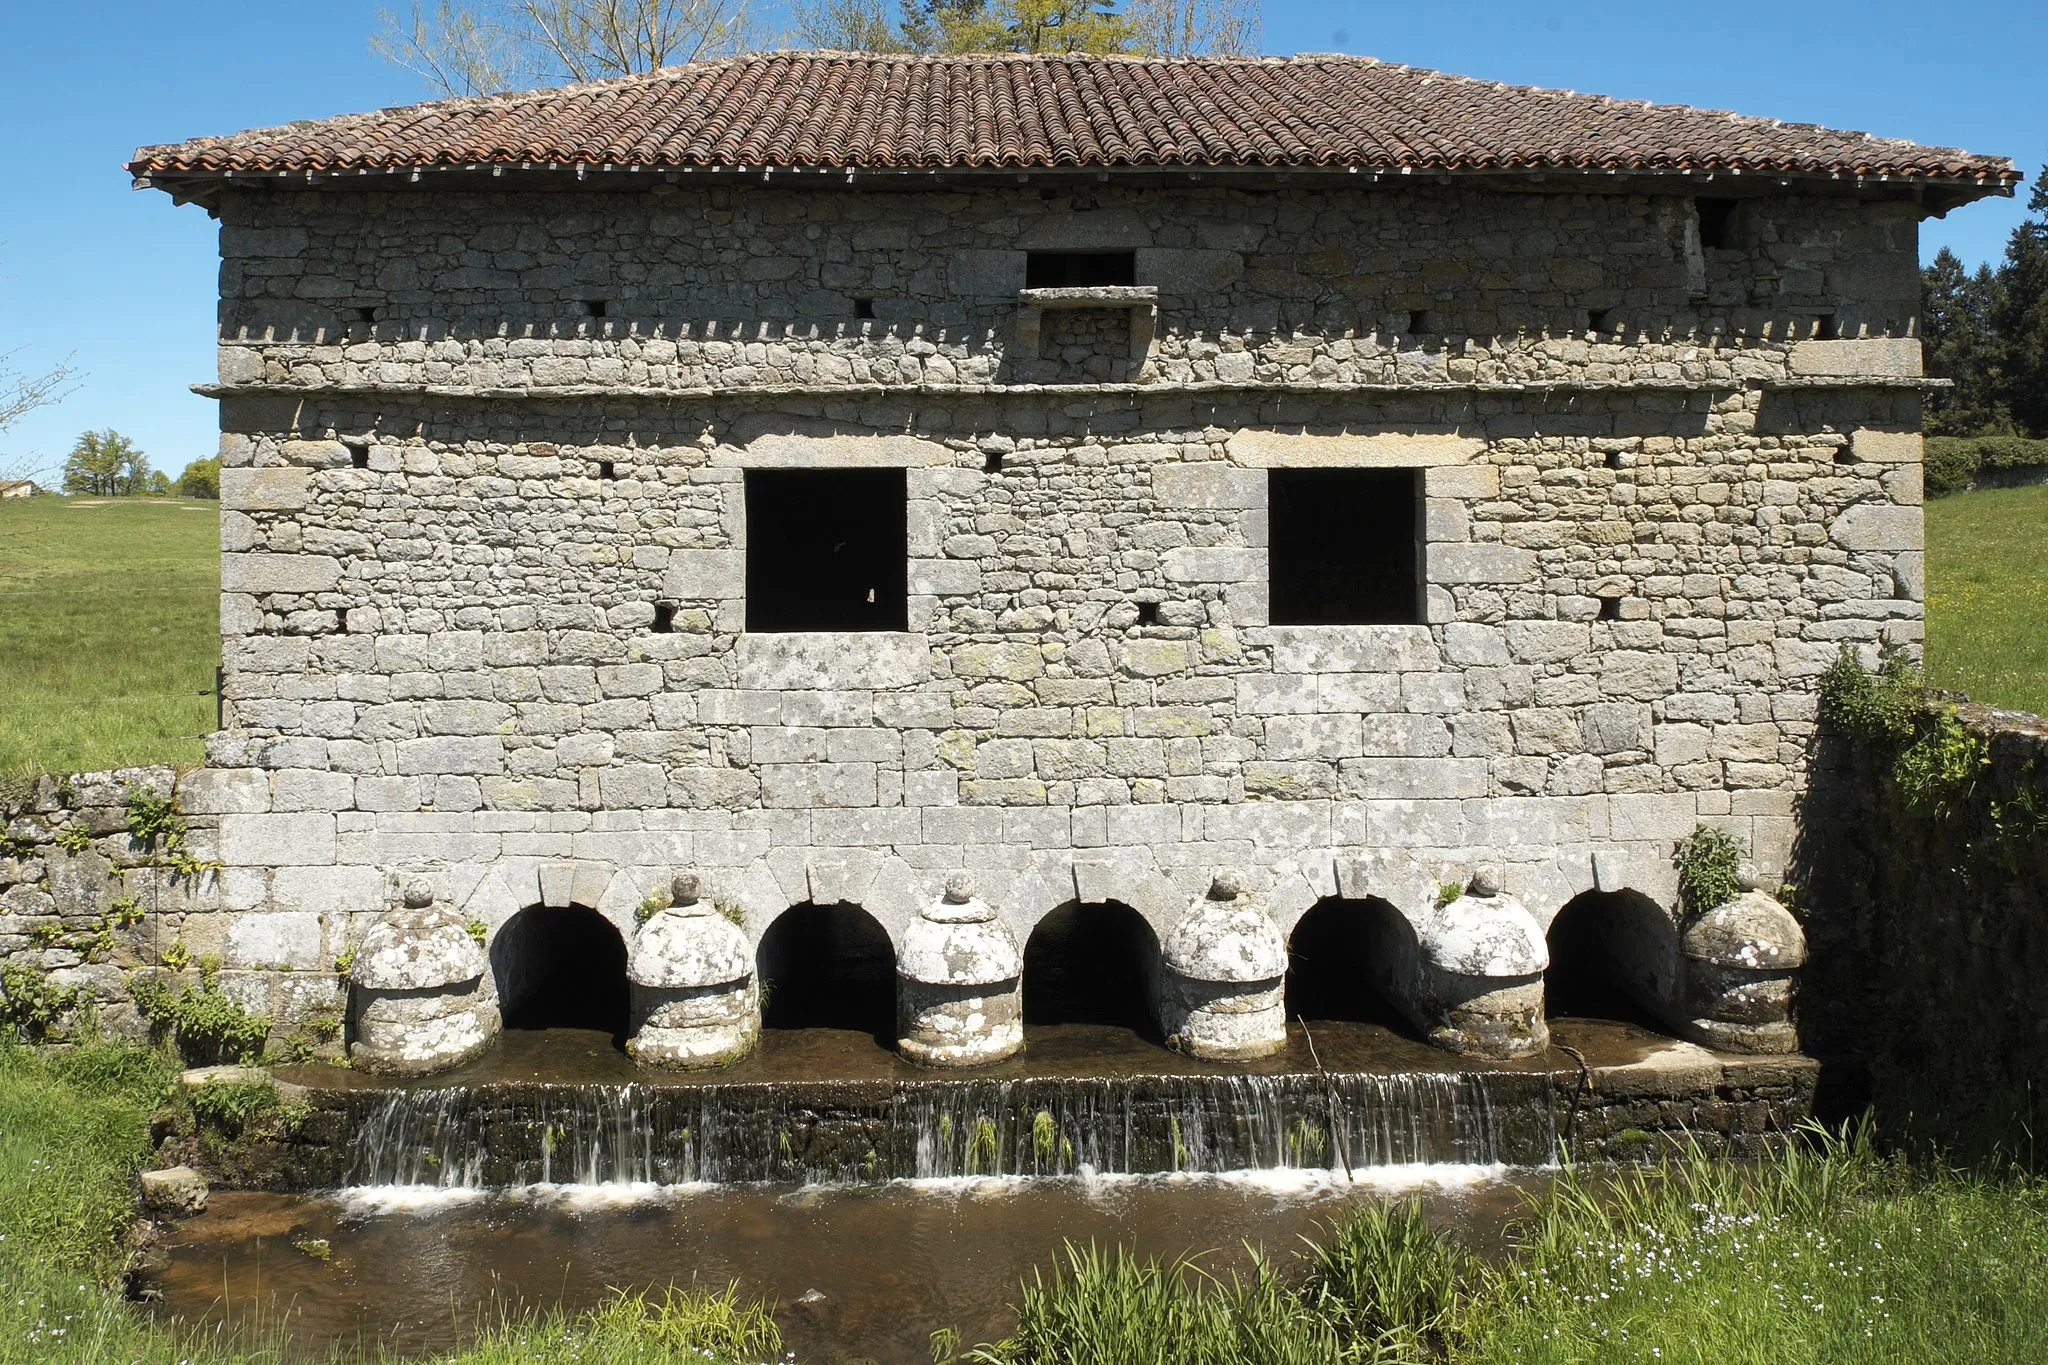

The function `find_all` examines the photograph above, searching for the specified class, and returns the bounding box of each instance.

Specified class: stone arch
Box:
[754,902,897,1041]
[1022,900,1162,1037]
[1283,897,1415,1030]
[1544,889,1682,1028]
[489,903,630,1041]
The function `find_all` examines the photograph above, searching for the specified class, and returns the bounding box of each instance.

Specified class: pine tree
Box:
[1921,247,2008,434]
[1993,169,2048,437]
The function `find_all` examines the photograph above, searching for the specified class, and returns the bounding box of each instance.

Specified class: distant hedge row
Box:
[1924,434,2048,497]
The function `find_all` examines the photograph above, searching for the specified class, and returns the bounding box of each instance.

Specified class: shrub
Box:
[1924,433,2048,496]
[1673,825,1746,919]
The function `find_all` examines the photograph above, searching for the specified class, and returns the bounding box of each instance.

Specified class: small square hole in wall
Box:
[1135,600,1160,626]
[745,468,908,632]
[354,306,378,324]
[1268,468,1424,625]
[350,447,370,470]
[585,299,609,319]
[598,460,617,480]
[1588,309,1611,334]
[1815,313,1840,340]
[652,603,676,633]
[984,450,1004,474]
[1407,309,1431,335]
[1834,446,1859,465]
[854,297,875,320]
[1605,451,1625,471]
[1598,596,1624,621]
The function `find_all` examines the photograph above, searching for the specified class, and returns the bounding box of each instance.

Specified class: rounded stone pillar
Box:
[626,873,759,1069]
[348,880,500,1076]
[1413,866,1549,1060]
[896,873,1023,1067]
[1680,872,1805,1054]
[1160,872,1288,1061]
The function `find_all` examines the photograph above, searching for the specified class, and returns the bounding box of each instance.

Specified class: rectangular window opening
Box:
[1604,451,1625,471]
[652,603,676,633]
[350,447,370,470]
[1695,197,1739,250]
[1267,468,1424,626]
[1134,600,1160,626]
[1025,251,1135,288]
[585,299,609,318]
[854,297,876,319]
[1587,308,1611,334]
[1598,596,1624,621]
[745,468,908,632]
[1815,313,1841,340]
[354,305,378,324]
[1407,309,1430,335]
[597,460,617,480]
[984,450,1004,473]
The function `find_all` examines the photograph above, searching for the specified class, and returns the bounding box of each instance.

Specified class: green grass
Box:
[1925,483,2048,717]
[0,495,219,776]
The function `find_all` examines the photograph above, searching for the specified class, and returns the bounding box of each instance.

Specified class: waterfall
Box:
[343,1069,1555,1190]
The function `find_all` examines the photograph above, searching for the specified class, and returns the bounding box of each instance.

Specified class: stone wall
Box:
[1800,702,2048,1162]
[215,183,1921,394]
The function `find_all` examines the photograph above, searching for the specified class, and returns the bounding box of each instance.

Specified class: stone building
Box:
[122,53,2016,1068]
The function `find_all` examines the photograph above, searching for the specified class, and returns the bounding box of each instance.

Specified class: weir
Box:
[343,1069,1540,1189]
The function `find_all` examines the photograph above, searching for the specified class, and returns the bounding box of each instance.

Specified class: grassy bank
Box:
[1924,482,2048,717]
[5,1041,2046,1365]
[0,496,219,775]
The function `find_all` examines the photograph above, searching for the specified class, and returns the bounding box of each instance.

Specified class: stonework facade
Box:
[179,174,1933,1054]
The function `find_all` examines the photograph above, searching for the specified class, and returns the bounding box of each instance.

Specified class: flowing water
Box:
[144,1019,1670,1361]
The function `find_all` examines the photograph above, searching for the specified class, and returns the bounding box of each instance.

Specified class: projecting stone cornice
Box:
[190,375,1946,403]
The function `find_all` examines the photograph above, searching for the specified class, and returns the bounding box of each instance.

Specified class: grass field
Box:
[1924,483,2048,717]
[0,486,2041,777]
[0,496,218,775]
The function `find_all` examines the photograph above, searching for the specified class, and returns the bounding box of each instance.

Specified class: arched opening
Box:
[1284,898,1413,1031]
[755,902,896,1041]
[1544,890,1681,1029]
[1022,901,1161,1037]
[489,904,630,1041]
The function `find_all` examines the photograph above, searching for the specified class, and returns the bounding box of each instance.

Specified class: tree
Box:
[792,0,1257,54]
[1992,168,2048,438]
[178,457,220,500]
[372,0,756,95]
[1921,247,2008,435]
[61,430,149,497]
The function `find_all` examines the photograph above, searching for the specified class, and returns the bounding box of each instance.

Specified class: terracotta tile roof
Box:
[129,52,2018,189]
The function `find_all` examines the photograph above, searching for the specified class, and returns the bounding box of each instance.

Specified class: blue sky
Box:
[1,0,2041,481]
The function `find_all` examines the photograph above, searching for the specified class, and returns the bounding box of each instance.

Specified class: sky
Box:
[1,0,2042,483]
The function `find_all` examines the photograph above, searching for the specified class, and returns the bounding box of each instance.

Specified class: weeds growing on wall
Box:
[1672,826,1745,920]
[131,959,270,1065]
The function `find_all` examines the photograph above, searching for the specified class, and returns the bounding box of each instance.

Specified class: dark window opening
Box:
[1268,468,1423,625]
[1023,902,1161,1037]
[1587,309,1611,334]
[333,609,349,633]
[597,460,617,480]
[350,447,370,470]
[489,905,630,1042]
[853,297,876,319]
[1605,451,1625,471]
[756,902,896,1041]
[745,468,908,632]
[1407,309,1430,335]
[1134,600,1160,626]
[1598,596,1623,621]
[1284,898,1413,1030]
[584,299,608,318]
[354,305,377,324]
[1544,890,1678,1030]
[1025,251,1136,288]
[984,450,1004,473]
[1695,197,1739,250]
[1815,313,1841,341]
[652,602,676,633]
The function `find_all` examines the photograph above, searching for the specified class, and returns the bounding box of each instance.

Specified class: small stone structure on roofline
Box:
[98,52,2018,1073]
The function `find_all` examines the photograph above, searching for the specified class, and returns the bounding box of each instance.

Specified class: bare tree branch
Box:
[374,0,758,95]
